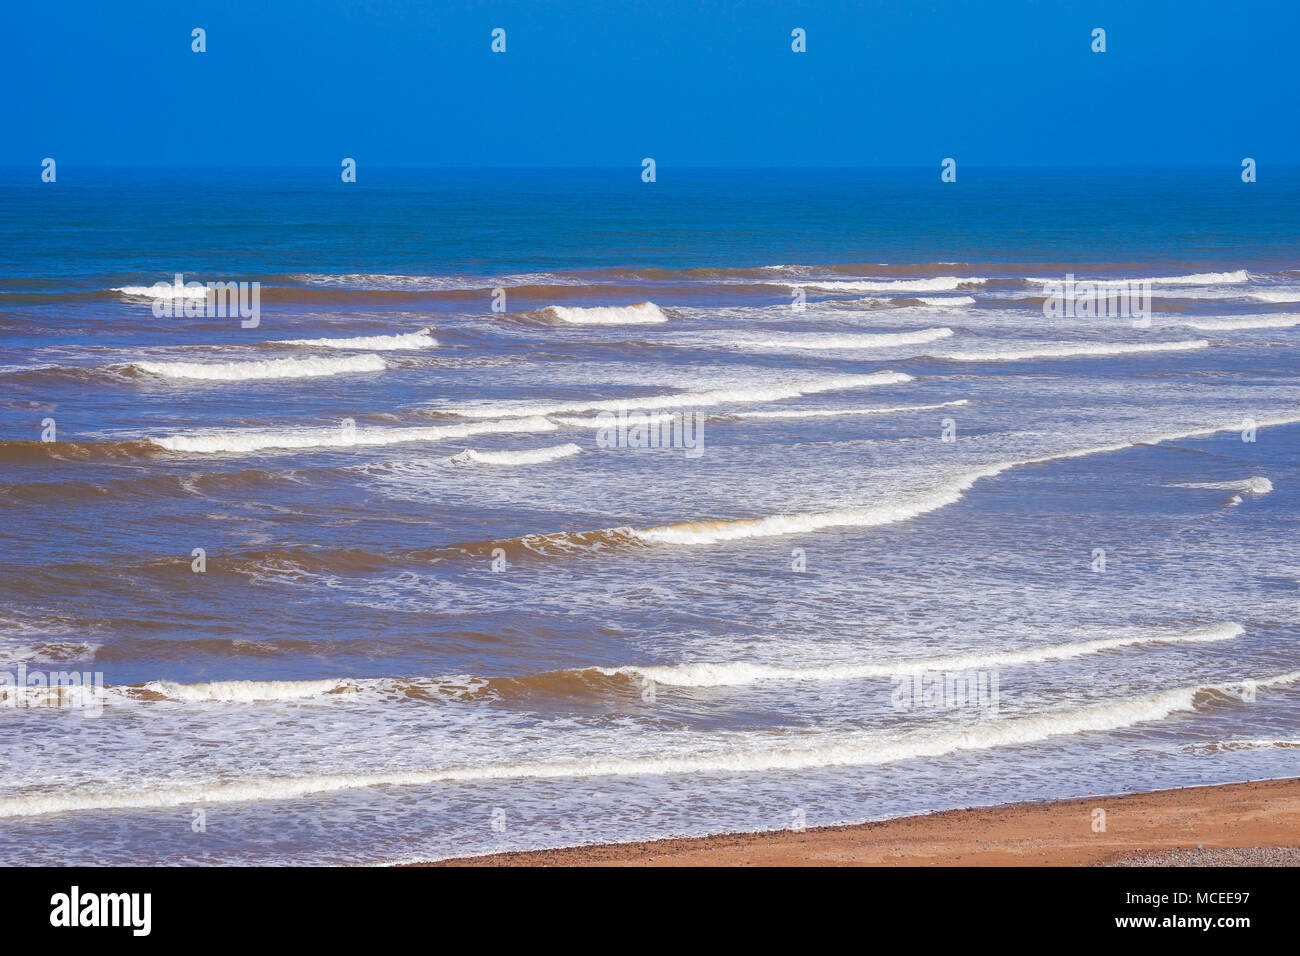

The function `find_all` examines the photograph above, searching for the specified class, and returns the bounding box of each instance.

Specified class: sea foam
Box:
[727,399,968,420]
[114,284,209,300]
[274,329,437,350]
[151,416,557,454]
[629,414,1300,546]
[133,354,386,381]
[1027,271,1250,286]
[597,623,1244,686]
[1168,477,1273,494]
[748,328,954,350]
[3,668,1294,818]
[542,302,668,325]
[449,443,582,466]
[794,277,985,293]
[1182,315,1300,331]
[940,339,1207,362]
[446,371,912,419]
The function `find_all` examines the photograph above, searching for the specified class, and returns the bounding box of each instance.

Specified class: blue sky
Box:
[4,0,1296,167]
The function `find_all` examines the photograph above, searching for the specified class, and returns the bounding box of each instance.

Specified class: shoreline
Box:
[410,777,1300,866]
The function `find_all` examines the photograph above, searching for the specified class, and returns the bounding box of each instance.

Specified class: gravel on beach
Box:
[1097,846,1300,867]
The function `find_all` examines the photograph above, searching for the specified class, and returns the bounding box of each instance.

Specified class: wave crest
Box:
[133,354,386,381]
[273,329,437,350]
[446,371,912,419]
[793,277,986,293]
[748,328,954,351]
[449,443,582,466]
[539,302,668,325]
[151,416,557,455]
[4,668,1294,817]
[941,340,1207,362]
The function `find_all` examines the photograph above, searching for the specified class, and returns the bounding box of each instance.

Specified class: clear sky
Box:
[4,0,1297,167]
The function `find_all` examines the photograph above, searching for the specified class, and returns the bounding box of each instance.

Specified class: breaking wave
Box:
[831,295,977,309]
[444,371,912,419]
[3,668,1294,818]
[550,411,683,429]
[1028,271,1250,286]
[726,399,968,421]
[38,623,1245,703]
[548,414,1300,548]
[448,443,582,466]
[273,329,437,350]
[134,678,358,703]
[1141,270,1251,285]
[150,416,557,455]
[910,295,977,307]
[793,277,986,293]
[940,339,1208,362]
[113,284,210,300]
[133,354,387,381]
[597,623,1244,687]
[1168,477,1273,494]
[1189,739,1300,753]
[118,675,488,704]
[747,328,954,350]
[1182,315,1300,331]
[540,302,668,325]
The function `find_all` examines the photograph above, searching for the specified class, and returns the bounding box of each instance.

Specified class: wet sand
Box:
[413,777,1300,866]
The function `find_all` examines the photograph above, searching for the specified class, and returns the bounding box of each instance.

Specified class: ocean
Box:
[0,166,1297,864]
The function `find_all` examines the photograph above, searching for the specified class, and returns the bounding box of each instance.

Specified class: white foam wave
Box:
[794,277,985,293]
[543,302,668,325]
[1169,477,1273,494]
[912,295,977,306]
[5,669,1294,818]
[1028,271,1250,286]
[633,470,989,546]
[728,400,968,421]
[449,443,582,466]
[1250,291,1300,303]
[448,371,912,419]
[150,416,557,454]
[599,624,1244,687]
[631,414,1300,545]
[0,641,100,665]
[284,273,572,291]
[838,295,977,308]
[113,284,209,300]
[139,678,357,703]
[273,329,437,350]
[0,619,101,665]
[551,412,682,429]
[941,339,1207,362]
[1144,270,1251,285]
[1182,315,1300,331]
[748,328,954,351]
[91,623,1244,701]
[133,354,386,381]
[1190,739,1300,752]
[120,675,488,704]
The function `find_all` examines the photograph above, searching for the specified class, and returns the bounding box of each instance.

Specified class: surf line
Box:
[487,415,1300,553]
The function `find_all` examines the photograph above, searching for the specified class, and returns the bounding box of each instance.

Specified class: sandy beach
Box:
[416,778,1300,866]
